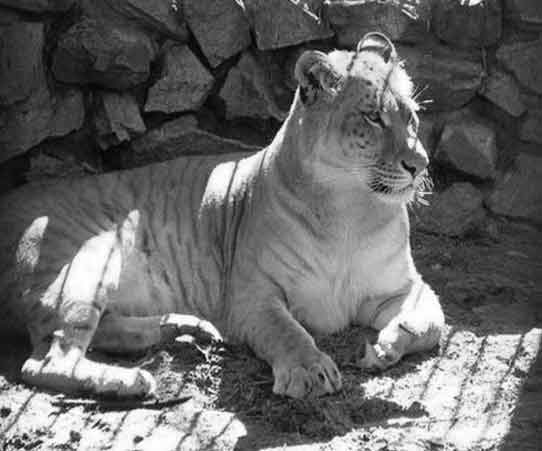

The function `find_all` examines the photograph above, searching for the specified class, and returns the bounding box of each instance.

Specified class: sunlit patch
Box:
[16,216,49,269]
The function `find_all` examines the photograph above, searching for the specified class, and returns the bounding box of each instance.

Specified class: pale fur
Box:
[0,34,444,399]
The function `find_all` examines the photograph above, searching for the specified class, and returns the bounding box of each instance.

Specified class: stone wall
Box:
[0,0,541,230]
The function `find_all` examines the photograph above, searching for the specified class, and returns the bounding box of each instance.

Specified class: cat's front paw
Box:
[272,348,342,398]
[358,338,401,371]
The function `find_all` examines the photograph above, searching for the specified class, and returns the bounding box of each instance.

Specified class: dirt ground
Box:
[0,218,541,451]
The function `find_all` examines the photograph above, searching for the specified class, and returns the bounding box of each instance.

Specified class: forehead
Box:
[327,49,415,110]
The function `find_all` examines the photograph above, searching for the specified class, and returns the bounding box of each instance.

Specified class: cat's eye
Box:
[364,111,384,127]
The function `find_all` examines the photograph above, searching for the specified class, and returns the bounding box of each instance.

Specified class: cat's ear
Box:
[357,32,397,64]
[295,51,343,106]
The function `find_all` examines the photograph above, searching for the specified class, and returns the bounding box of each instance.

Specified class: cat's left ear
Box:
[357,32,397,63]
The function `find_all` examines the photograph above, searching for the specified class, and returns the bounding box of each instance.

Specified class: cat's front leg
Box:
[233,295,342,398]
[360,281,445,370]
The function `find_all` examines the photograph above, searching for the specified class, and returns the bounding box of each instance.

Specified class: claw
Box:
[161,314,222,345]
[358,337,383,370]
[359,337,401,371]
[272,351,342,399]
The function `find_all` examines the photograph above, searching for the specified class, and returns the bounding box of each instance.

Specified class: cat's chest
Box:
[287,221,413,333]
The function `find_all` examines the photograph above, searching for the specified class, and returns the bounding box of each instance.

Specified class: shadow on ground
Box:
[0,220,541,450]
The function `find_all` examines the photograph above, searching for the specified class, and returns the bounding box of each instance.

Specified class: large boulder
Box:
[504,0,542,29]
[434,111,498,180]
[0,20,45,106]
[28,128,103,179]
[324,0,431,47]
[123,116,260,167]
[104,0,188,41]
[51,18,157,90]
[145,43,214,114]
[398,44,482,111]
[417,113,438,156]
[0,87,85,163]
[182,0,251,67]
[479,69,526,117]
[219,52,289,121]
[244,0,334,50]
[413,183,486,237]
[432,0,502,48]
[0,0,74,12]
[519,108,542,145]
[496,38,542,95]
[486,153,542,223]
[94,91,146,150]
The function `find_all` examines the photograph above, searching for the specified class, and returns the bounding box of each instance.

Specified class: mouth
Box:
[369,180,417,204]
[370,181,414,195]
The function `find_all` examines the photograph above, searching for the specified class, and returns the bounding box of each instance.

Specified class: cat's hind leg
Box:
[91,313,222,354]
[21,231,155,398]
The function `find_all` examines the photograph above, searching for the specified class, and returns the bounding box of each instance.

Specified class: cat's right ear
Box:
[295,51,343,106]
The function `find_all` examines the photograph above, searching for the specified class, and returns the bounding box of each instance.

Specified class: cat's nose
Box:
[399,142,429,178]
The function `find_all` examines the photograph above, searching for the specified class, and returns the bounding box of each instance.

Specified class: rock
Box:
[432,0,502,48]
[182,0,251,67]
[219,52,289,121]
[479,70,526,117]
[104,0,188,41]
[324,0,431,47]
[496,38,542,95]
[123,116,260,167]
[32,128,103,175]
[94,91,146,150]
[486,153,542,223]
[398,44,483,111]
[0,0,74,13]
[25,153,91,182]
[414,183,486,237]
[244,0,334,50]
[417,113,438,156]
[51,18,157,90]
[519,109,542,144]
[0,153,27,196]
[145,43,214,114]
[434,112,498,180]
[0,20,45,106]
[504,0,542,29]
[0,87,85,163]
